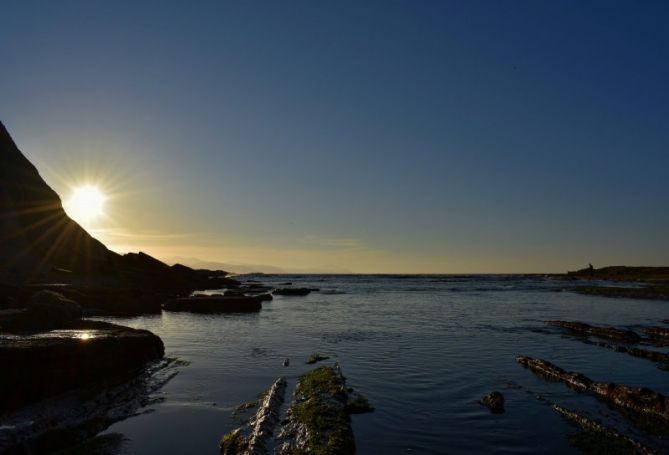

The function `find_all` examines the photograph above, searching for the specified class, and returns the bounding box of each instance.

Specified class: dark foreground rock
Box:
[2,290,82,332]
[547,320,641,343]
[163,295,262,313]
[0,320,164,411]
[517,356,669,426]
[479,391,505,414]
[0,358,178,454]
[277,365,372,454]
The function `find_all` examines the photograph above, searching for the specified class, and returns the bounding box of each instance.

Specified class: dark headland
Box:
[563,266,669,301]
[0,121,370,453]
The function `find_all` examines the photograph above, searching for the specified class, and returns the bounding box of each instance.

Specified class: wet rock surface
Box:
[163,295,262,313]
[552,404,657,455]
[547,320,641,343]
[222,364,372,455]
[517,356,669,425]
[277,365,371,455]
[0,320,164,411]
[220,378,287,455]
[644,327,669,339]
[479,391,505,414]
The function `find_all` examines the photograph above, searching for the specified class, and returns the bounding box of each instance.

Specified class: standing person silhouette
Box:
[588,263,594,276]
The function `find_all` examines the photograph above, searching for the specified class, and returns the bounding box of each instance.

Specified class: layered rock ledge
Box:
[547,320,641,343]
[517,356,669,423]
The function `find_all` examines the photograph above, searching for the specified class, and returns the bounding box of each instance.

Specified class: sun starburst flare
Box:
[64,185,106,228]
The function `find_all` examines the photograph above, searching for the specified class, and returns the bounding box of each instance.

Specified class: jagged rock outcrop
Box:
[552,404,657,455]
[220,378,287,455]
[517,356,669,423]
[644,327,669,339]
[547,320,641,343]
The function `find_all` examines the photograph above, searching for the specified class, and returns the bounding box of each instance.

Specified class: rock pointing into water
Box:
[517,356,669,424]
[552,404,657,455]
[546,320,641,343]
[277,365,372,454]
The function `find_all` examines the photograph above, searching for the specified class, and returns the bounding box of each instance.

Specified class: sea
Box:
[96,274,669,454]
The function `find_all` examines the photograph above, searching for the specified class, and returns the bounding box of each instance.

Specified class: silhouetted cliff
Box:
[0,121,118,278]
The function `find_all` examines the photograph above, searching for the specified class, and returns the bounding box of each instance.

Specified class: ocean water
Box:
[98,275,669,454]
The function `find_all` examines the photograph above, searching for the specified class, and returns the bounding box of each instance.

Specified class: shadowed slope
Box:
[0,121,117,278]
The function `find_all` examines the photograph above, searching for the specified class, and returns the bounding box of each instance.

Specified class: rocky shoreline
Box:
[562,266,669,301]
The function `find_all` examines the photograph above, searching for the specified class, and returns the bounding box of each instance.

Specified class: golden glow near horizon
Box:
[64,185,106,228]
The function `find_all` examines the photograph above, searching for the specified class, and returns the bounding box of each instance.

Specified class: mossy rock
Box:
[220,429,248,455]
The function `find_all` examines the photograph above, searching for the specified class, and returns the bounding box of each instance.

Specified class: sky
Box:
[2,1,668,273]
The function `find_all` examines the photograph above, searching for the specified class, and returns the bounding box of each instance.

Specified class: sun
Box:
[64,185,106,226]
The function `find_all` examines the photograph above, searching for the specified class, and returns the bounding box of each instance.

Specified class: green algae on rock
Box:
[277,365,372,455]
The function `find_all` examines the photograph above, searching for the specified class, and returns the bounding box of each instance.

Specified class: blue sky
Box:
[2,1,668,272]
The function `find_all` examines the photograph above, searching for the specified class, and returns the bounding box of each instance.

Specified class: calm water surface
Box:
[99,275,669,454]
